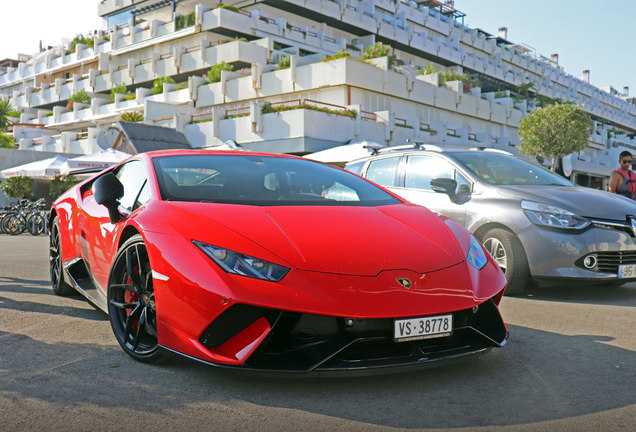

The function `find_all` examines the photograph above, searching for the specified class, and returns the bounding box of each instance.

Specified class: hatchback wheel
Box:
[481,228,529,296]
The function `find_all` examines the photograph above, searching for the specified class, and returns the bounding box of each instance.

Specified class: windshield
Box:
[152,154,400,206]
[452,152,574,186]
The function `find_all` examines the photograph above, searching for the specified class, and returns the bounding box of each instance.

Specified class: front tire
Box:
[107,234,163,363]
[480,228,529,296]
[49,216,75,295]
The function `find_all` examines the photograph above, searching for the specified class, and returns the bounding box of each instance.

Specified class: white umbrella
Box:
[60,148,130,175]
[304,140,386,164]
[0,155,67,178]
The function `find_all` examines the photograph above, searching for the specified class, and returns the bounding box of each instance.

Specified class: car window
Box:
[152,155,400,206]
[365,156,400,187]
[114,160,150,211]
[404,155,471,193]
[345,160,366,175]
[453,152,573,186]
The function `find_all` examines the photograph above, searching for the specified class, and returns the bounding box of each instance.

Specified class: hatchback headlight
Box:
[467,236,488,270]
[193,240,290,281]
[521,201,590,230]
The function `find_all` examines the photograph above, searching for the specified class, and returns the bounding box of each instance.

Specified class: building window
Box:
[107,10,133,29]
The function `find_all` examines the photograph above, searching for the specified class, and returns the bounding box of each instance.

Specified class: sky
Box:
[457,0,636,94]
[0,0,634,95]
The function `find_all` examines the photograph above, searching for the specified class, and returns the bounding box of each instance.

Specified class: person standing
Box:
[609,150,636,200]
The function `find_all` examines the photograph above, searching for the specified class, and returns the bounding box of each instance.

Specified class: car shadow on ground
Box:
[0,276,105,320]
[525,281,636,306]
[0,323,634,430]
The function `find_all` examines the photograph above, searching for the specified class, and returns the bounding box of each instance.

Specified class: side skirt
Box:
[62,258,108,313]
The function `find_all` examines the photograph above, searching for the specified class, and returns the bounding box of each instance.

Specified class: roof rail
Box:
[376,141,444,154]
[469,147,513,155]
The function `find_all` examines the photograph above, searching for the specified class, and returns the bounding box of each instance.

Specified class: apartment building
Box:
[1,0,635,189]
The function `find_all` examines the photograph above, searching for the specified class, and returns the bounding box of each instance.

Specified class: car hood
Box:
[496,185,636,218]
[158,202,465,276]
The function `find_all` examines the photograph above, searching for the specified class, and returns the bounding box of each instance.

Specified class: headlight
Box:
[521,200,590,230]
[467,236,488,270]
[193,240,290,281]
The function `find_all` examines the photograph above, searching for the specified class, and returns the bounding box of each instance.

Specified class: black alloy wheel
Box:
[108,234,163,363]
[49,216,74,295]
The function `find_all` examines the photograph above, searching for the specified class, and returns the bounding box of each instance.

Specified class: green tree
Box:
[49,175,79,199]
[0,99,15,132]
[0,176,34,199]
[0,132,15,148]
[518,103,593,171]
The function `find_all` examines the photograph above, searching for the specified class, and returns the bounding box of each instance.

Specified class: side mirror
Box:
[430,178,458,202]
[93,173,124,223]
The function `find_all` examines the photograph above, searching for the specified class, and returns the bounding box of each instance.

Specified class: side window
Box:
[345,160,366,175]
[114,160,150,211]
[365,156,400,187]
[405,155,471,193]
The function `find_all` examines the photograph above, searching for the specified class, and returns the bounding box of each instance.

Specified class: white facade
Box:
[1,0,635,187]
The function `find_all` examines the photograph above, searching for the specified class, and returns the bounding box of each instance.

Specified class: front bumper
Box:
[168,297,508,373]
[519,223,636,280]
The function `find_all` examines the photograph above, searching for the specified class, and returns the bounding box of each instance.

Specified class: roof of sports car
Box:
[116,122,192,154]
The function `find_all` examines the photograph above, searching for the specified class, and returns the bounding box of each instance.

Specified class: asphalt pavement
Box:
[0,234,634,432]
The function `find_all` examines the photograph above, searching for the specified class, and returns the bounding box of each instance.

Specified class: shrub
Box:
[417,63,437,75]
[110,84,133,102]
[175,12,196,30]
[49,175,79,199]
[66,90,90,111]
[206,62,234,84]
[151,76,176,95]
[120,111,144,122]
[438,71,481,94]
[215,3,240,12]
[322,51,351,62]
[359,42,391,60]
[278,56,291,69]
[359,42,401,71]
[68,35,89,54]
[261,101,356,118]
[0,176,34,199]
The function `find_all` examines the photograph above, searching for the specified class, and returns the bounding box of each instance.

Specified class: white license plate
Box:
[618,264,636,279]
[394,314,453,342]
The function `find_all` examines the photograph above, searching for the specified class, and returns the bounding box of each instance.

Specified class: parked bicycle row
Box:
[0,198,48,236]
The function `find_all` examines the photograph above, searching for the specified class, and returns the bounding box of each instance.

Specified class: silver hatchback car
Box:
[346,145,636,295]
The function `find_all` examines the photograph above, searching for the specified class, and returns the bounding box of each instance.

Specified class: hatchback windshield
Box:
[153,154,400,206]
[452,152,573,186]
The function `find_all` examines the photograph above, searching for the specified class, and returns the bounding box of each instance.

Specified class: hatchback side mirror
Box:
[93,173,124,223]
[430,178,458,202]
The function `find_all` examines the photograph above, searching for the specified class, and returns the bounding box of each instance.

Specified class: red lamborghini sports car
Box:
[49,150,508,372]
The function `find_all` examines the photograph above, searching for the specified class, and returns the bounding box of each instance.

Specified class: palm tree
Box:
[0,99,15,132]
[517,82,536,100]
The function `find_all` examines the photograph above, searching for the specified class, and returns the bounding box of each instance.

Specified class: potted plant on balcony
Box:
[66,90,90,111]
[359,42,402,71]
[151,76,176,95]
[205,62,234,84]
